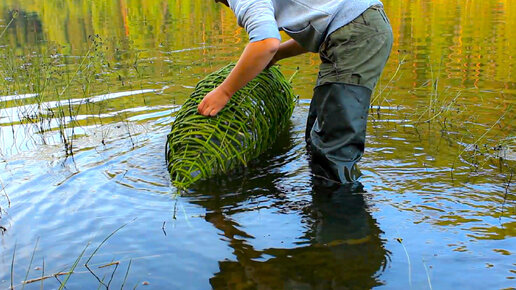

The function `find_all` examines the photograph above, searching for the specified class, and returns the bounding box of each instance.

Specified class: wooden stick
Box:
[22,272,70,284]
[98,261,119,268]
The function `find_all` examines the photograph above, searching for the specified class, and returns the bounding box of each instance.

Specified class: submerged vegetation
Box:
[166,64,296,189]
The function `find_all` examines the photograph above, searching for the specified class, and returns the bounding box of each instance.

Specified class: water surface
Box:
[0,0,514,289]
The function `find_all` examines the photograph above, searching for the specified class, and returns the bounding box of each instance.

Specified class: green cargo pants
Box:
[306,5,393,183]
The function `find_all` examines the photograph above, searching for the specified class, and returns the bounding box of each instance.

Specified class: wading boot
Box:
[306,82,371,184]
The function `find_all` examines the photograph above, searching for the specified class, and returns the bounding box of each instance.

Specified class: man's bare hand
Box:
[197,86,232,116]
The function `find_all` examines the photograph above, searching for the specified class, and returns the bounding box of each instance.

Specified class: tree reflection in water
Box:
[3,9,44,44]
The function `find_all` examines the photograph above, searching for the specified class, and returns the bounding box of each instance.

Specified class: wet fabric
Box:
[306,5,393,183]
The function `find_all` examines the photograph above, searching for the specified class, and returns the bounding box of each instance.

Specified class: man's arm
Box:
[198,37,280,116]
[268,39,309,67]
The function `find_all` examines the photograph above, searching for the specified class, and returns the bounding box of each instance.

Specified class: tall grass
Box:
[0,36,107,156]
[372,54,514,181]
[0,8,165,157]
[0,8,143,158]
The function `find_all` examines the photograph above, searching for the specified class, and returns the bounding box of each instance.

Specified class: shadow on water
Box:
[186,125,389,288]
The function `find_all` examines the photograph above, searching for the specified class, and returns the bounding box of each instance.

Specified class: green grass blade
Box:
[58,243,89,290]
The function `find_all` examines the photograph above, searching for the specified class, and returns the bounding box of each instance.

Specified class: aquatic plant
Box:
[16,223,134,289]
[0,27,143,157]
[166,64,296,189]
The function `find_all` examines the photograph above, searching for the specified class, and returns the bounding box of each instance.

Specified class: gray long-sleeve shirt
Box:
[228,0,383,52]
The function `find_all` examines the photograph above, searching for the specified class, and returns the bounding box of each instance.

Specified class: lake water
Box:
[0,0,514,289]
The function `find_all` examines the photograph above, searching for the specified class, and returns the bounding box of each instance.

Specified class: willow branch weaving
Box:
[166,64,295,189]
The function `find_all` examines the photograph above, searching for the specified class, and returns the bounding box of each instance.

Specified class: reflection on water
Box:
[189,129,387,288]
[200,180,387,289]
[0,0,514,289]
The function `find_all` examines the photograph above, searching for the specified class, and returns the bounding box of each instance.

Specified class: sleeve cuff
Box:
[247,20,281,43]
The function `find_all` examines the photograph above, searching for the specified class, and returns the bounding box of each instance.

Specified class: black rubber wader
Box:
[306,5,393,183]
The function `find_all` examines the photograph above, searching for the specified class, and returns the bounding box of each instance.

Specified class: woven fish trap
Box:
[166,63,296,189]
